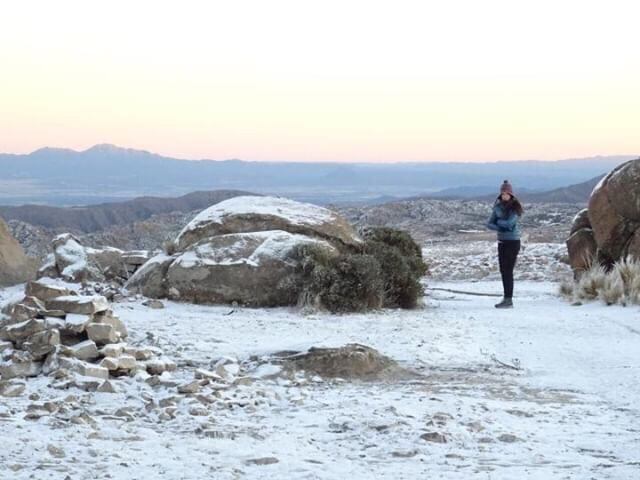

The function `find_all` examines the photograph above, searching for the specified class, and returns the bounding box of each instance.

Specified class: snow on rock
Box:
[0,279,171,393]
[124,253,175,298]
[52,233,90,282]
[130,196,358,306]
[180,195,337,234]
[269,343,409,380]
[250,230,332,265]
[41,233,153,287]
[45,295,110,315]
[173,230,334,269]
[175,195,362,251]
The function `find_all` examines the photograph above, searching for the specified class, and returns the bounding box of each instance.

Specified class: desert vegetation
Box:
[560,256,640,306]
[292,227,428,313]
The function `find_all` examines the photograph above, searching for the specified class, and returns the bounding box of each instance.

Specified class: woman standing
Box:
[487,180,524,308]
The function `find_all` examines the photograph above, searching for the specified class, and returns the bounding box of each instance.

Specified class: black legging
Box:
[498,240,521,298]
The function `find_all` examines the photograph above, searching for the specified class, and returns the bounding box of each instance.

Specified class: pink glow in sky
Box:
[0,0,639,162]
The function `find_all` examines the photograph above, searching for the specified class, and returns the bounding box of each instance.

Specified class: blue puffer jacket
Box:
[487,202,521,241]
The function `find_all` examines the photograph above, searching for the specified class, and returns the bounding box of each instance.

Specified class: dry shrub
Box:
[292,227,427,313]
[572,256,640,306]
[575,263,608,301]
[599,270,625,305]
[361,227,428,309]
[558,280,574,299]
[627,272,640,304]
[612,256,640,305]
[293,245,384,313]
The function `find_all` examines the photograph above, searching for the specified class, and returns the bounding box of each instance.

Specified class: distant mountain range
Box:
[0,174,602,235]
[460,175,604,204]
[0,144,635,205]
[515,175,604,204]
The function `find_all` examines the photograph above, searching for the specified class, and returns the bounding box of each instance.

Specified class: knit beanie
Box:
[500,180,514,195]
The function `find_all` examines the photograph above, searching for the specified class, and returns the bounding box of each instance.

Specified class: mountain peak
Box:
[30,146,76,156]
[83,143,151,155]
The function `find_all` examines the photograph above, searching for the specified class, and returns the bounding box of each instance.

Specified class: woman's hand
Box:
[496,213,517,231]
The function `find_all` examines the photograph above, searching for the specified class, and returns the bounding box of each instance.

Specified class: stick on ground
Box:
[426,287,502,298]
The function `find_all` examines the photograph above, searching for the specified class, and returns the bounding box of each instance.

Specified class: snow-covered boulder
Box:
[270,343,406,380]
[174,196,362,252]
[124,253,174,298]
[25,280,73,301]
[129,196,360,306]
[587,158,640,265]
[45,295,110,315]
[40,233,149,285]
[51,233,95,282]
[86,246,129,281]
[166,230,336,306]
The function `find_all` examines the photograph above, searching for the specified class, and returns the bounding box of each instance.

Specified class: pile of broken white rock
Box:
[0,279,174,394]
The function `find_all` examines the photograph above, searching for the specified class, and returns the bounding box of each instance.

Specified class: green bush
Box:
[292,227,428,313]
[316,254,384,313]
[292,245,383,313]
[361,227,423,259]
[361,227,428,309]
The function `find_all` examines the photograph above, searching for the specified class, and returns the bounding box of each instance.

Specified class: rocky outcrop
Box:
[589,159,640,264]
[0,216,37,286]
[38,233,152,285]
[566,209,597,277]
[124,253,174,298]
[0,279,174,388]
[269,344,408,381]
[126,196,358,306]
[567,158,640,275]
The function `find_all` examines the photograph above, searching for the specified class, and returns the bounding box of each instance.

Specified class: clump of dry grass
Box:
[558,279,575,299]
[575,263,608,301]
[615,256,640,305]
[598,270,625,305]
[571,256,640,306]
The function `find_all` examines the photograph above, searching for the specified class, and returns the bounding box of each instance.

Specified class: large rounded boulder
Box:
[126,196,358,306]
[587,159,640,266]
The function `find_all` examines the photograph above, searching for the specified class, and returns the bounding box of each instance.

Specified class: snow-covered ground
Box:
[1,274,639,479]
[424,240,572,282]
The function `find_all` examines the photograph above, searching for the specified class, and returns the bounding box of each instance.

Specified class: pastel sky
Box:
[0,0,638,162]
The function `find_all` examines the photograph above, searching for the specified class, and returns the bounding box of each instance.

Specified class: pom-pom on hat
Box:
[500,180,514,195]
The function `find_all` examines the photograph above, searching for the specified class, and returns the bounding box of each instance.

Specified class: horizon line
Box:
[1,143,637,165]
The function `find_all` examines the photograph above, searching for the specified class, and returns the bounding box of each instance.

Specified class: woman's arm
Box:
[486,210,500,231]
[496,211,518,231]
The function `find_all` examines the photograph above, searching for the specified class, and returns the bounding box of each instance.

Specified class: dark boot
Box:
[494,297,513,309]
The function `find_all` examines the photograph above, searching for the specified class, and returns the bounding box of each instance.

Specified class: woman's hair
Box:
[495,195,524,216]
